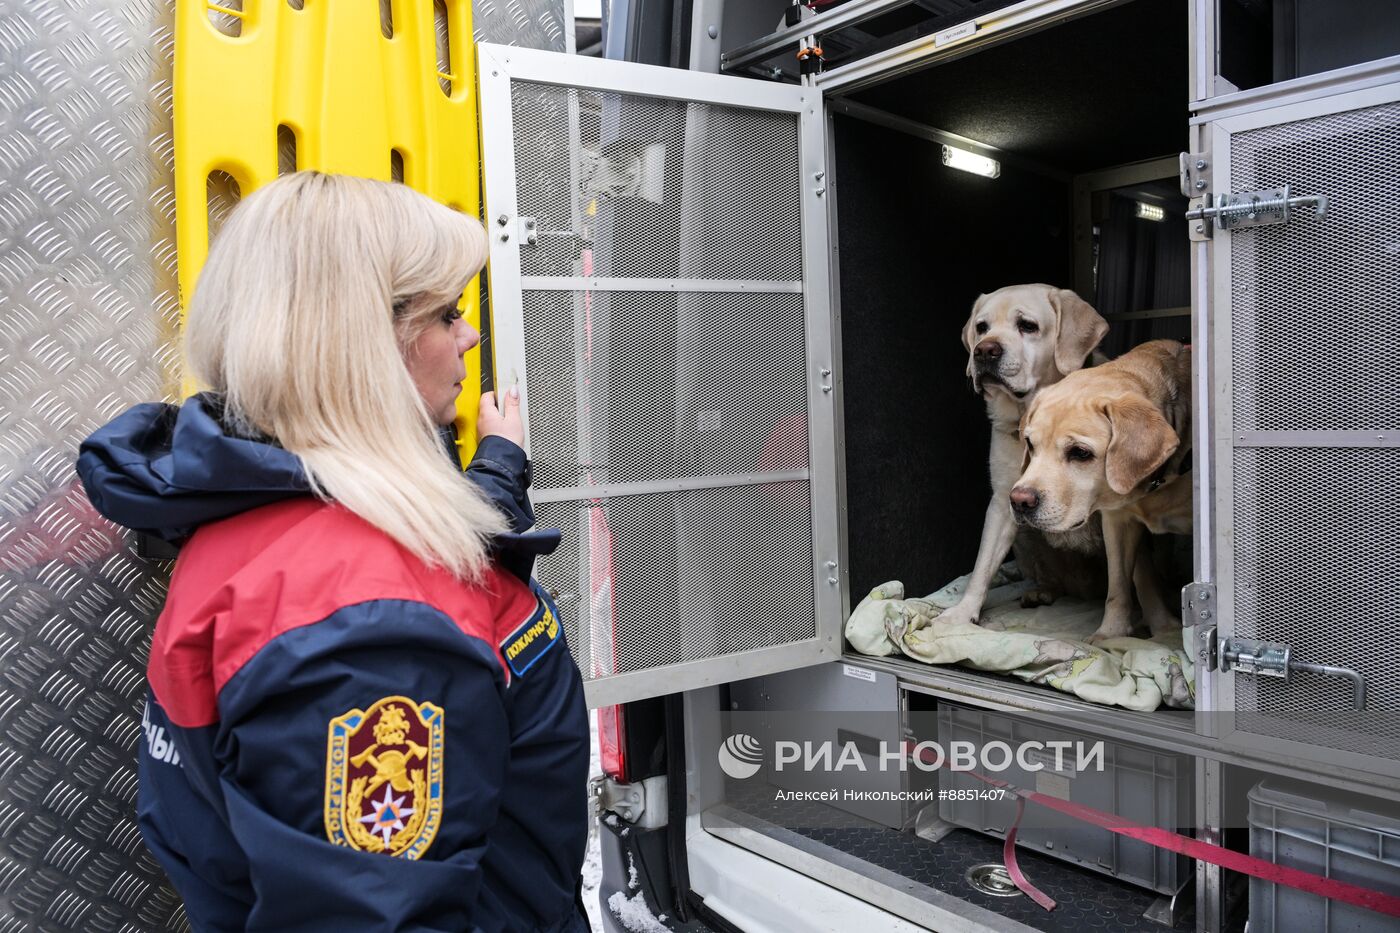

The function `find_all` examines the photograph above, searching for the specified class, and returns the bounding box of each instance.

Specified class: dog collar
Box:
[1145,452,1193,493]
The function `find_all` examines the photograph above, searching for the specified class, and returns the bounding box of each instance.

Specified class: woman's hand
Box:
[477,385,524,448]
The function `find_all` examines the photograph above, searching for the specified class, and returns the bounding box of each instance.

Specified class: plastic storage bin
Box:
[1249,778,1400,933]
[937,705,1193,895]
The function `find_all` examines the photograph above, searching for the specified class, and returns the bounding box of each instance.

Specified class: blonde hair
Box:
[185,171,507,580]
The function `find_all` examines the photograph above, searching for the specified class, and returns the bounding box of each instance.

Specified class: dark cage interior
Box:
[833,0,1190,598]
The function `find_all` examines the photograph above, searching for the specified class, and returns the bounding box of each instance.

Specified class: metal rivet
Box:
[826,561,837,569]
[1200,609,1212,620]
[1198,588,1210,600]
[497,214,508,226]
[525,219,536,229]
[1194,224,1204,234]
[707,24,718,38]
[827,577,838,585]
[815,171,824,181]
[1195,180,1207,190]
[500,232,510,241]
[1196,159,1207,170]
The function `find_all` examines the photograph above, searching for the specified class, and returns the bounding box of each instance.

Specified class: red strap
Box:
[1003,795,1056,910]
[1027,787,1400,917]
[914,747,1400,918]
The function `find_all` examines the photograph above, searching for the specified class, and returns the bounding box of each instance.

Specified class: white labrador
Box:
[937,284,1109,628]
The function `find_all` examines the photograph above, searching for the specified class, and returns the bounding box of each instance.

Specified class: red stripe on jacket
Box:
[149,498,536,728]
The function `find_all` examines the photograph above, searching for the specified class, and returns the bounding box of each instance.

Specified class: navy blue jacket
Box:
[77,395,590,932]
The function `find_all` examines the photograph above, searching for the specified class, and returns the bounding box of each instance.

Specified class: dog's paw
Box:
[1020,586,1059,609]
[933,603,980,628]
[1086,619,1134,645]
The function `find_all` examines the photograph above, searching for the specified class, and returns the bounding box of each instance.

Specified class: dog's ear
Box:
[1051,289,1109,376]
[1104,396,1179,495]
[963,293,989,379]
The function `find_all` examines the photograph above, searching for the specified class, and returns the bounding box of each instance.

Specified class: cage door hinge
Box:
[1184,184,1329,238]
[1179,151,1210,197]
[1183,583,1217,671]
[590,774,668,830]
[1180,152,1211,241]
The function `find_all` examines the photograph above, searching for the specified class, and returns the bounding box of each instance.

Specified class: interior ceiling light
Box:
[941,144,1000,179]
[1136,201,1166,221]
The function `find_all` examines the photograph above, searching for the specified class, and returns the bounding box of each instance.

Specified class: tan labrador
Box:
[1012,339,1192,642]
[936,284,1109,630]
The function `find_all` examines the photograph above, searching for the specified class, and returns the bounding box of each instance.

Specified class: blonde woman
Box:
[77,172,590,932]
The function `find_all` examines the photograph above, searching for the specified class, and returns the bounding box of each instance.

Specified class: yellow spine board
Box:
[174,0,485,463]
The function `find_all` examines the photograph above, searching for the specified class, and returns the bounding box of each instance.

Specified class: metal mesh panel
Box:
[1232,448,1400,755]
[495,64,822,697]
[0,1,187,930]
[1225,98,1400,764]
[522,290,809,490]
[532,485,816,678]
[1231,101,1400,431]
[510,82,802,279]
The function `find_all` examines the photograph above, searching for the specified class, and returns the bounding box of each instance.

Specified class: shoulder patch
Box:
[499,596,561,678]
[325,696,444,859]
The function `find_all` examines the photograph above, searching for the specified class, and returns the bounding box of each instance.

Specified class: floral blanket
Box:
[846,564,1195,711]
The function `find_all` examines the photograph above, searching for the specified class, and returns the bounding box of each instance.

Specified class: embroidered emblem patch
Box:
[325,696,443,859]
[500,596,561,677]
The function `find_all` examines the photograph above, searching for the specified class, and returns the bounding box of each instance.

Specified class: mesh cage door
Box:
[1210,78,1400,778]
[477,45,840,708]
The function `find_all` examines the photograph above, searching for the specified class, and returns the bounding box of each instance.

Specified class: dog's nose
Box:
[1010,486,1040,514]
[974,339,1003,361]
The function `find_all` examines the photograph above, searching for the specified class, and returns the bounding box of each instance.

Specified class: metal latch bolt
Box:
[1184,584,1366,709]
[1219,637,1367,710]
[1184,185,1329,236]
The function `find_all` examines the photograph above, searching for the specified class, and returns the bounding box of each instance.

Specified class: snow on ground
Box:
[606,890,671,933]
[583,713,603,932]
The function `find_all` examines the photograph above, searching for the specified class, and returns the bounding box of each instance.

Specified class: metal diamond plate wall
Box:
[474,0,568,52]
[0,0,187,929]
